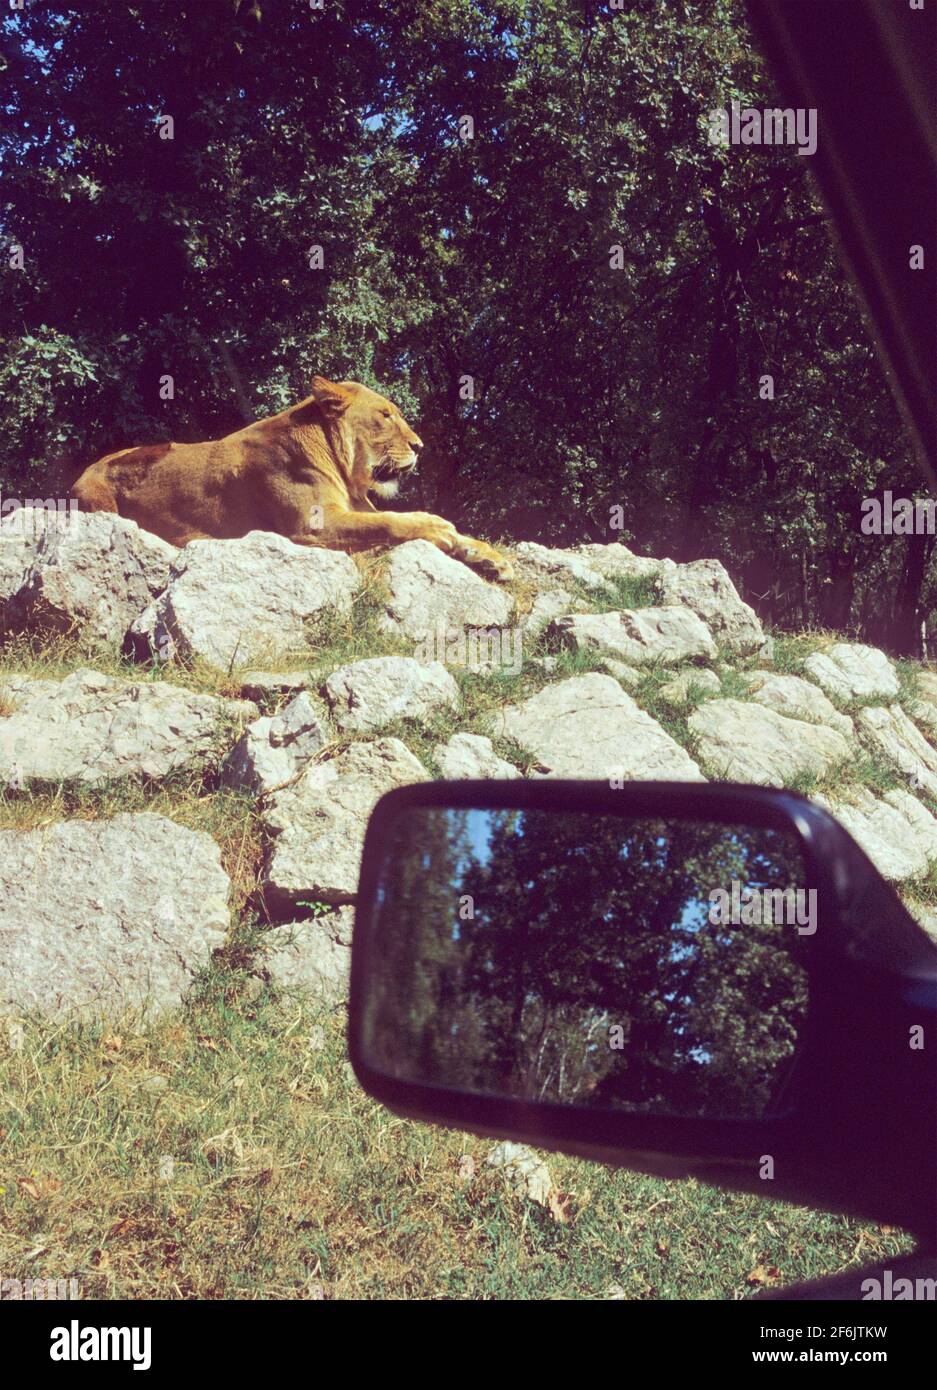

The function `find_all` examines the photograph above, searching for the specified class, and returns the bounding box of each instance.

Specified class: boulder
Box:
[803,643,900,703]
[0,505,63,606]
[516,586,583,640]
[11,511,177,643]
[856,703,937,799]
[261,737,427,909]
[553,606,717,666]
[256,908,354,1008]
[486,1141,555,1207]
[688,698,850,786]
[129,531,359,670]
[323,655,459,734]
[571,543,670,582]
[491,673,703,781]
[0,669,251,788]
[222,691,328,795]
[379,540,513,642]
[743,671,855,739]
[513,542,611,591]
[0,813,229,1019]
[816,788,937,883]
[434,732,521,779]
[655,558,764,656]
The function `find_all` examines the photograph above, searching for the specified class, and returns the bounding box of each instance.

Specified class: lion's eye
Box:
[382,409,392,418]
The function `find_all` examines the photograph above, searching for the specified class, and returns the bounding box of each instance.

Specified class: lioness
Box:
[72,376,513,580]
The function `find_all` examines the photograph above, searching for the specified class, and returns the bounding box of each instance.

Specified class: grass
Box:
[902,860,937,911]
[591,572,659,613]
[767,632,828,678]
[0,996,914,1301]
[0,557,934,1300]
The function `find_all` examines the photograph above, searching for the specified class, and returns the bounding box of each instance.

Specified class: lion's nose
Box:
[411,434,424,451]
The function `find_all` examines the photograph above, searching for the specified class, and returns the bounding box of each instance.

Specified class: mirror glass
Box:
[359,808,812,1119]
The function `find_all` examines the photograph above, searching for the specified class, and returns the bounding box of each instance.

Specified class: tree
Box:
[362,807,810,1120]
[2,0,932,649]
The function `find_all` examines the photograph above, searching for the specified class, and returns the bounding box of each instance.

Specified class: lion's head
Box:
[309,376,424,498]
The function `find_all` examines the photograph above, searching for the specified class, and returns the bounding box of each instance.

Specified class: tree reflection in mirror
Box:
[360,811,812,1120]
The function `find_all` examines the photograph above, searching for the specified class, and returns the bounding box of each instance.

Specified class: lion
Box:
[71,376,513,581]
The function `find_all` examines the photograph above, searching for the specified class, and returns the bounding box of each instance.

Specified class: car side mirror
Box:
[349,781,937,1237]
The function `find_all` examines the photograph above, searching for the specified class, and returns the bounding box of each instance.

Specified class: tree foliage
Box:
[1,0,932,649]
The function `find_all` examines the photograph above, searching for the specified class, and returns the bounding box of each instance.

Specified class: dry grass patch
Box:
[0,997,914,1300]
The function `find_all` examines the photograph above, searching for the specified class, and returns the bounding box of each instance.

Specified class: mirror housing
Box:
[349,781,937,1237]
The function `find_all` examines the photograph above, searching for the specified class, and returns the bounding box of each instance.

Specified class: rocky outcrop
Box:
[261,737,428,909]
[553,607,718,666]
[688,699,851,786]
[0,521,933,1020]
[0,669,251,788]
[379,540,513,642]
[491,673,704,781]
[655,558,765,656]
[0,813,229,1018]
[323,655,459,734]
[129,531,359,670]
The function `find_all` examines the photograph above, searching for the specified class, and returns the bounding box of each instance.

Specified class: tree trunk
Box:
[891,530,935,657]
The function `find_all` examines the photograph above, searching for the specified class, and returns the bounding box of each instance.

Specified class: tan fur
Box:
[72,377,513,580]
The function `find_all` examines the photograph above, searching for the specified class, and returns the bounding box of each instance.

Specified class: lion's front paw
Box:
[452,536,515,583]
[405,513,459,553]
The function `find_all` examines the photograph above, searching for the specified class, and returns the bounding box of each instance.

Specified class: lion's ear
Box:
[309,376,350,416]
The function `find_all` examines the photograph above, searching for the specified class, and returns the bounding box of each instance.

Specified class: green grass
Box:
[0,567,934,1300]
[0,996,913,1301]
[767,632,827,678]
[714,666,756,699]
[902,860,937,910]
[591,572,659,613]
